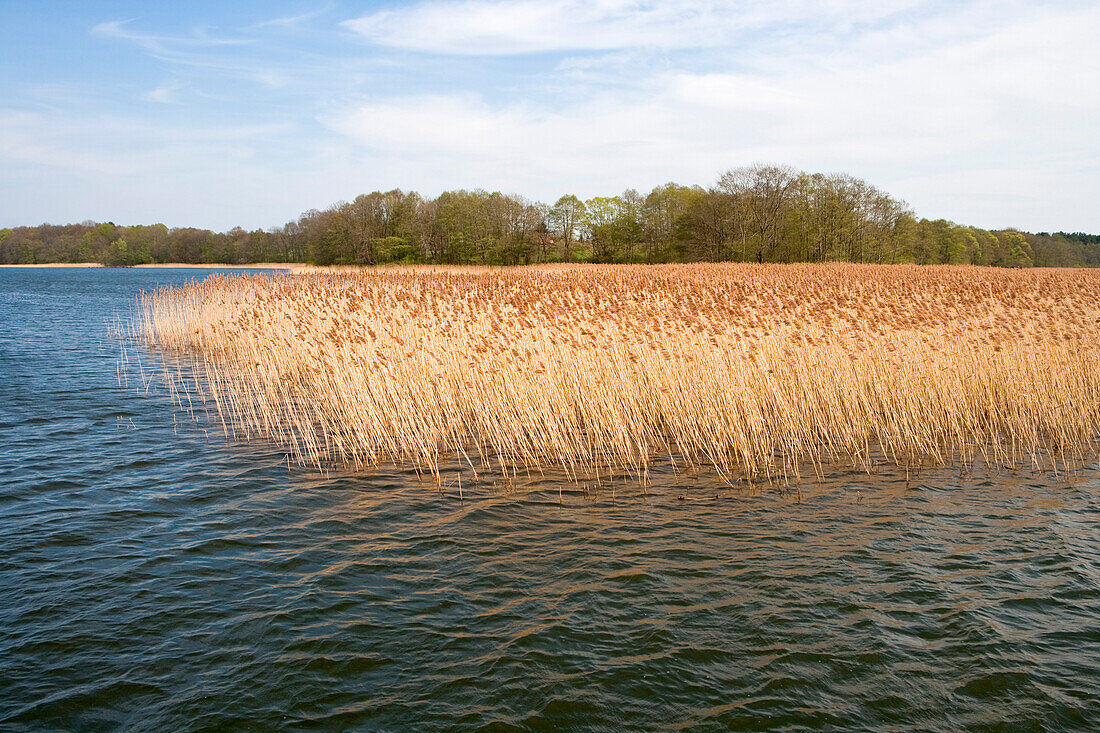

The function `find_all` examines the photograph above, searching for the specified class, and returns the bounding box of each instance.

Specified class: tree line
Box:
[2,165,1097,268]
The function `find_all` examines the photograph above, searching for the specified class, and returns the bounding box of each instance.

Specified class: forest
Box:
[3,165,1097,268]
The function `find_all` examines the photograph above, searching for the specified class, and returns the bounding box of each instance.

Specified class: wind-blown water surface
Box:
[1,268,1097,731]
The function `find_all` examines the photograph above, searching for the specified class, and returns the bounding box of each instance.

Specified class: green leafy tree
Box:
[5,166,1097,269]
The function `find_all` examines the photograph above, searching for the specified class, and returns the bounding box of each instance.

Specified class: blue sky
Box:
[1,0,1097,232]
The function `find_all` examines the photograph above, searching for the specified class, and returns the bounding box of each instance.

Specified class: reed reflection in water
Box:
[1,268,1098,731]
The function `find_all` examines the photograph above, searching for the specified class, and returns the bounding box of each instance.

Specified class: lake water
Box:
[1,267,1098,731]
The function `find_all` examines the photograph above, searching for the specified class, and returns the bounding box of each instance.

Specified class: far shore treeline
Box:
[3,165,1098,268]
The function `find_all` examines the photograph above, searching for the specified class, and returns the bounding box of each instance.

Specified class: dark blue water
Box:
[1,267,1098,731]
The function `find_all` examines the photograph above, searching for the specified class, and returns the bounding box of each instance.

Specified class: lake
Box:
[1,267,1097,731]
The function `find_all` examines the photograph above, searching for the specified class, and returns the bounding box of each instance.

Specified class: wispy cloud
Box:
[327,1,1100,228]
[1,1,1097,231]
[91,19,251,50]
[0,109,293,174]
[0,107,315,228]
[142,84,183,104]
[251,6,332,30]
[90,19,293,88]
[342,0,949,55]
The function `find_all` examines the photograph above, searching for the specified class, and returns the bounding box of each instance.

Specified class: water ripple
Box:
[1,268,1099,730]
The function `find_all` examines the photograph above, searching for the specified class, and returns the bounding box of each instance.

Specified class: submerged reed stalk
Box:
[136,264,1100,482]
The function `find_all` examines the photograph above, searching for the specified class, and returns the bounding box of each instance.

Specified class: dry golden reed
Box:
[137,264,1100,482]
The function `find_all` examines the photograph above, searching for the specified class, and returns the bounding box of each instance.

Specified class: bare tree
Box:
[549,194,585,263]
[717,164,798,262]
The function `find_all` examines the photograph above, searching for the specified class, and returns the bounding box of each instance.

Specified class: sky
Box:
[1,0,1097,233]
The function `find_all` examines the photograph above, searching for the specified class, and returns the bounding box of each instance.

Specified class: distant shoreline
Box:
[0,262,104,268]
[0,262,306,272]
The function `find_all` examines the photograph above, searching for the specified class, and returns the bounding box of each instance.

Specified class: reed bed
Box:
[136,264,1100,483]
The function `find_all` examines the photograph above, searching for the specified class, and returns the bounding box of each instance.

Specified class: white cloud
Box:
[251,6,331,30]
[0,110,292,170]
[342,0,933,55]
[0,111,322,229]
[892,165,1100,231]
[143,84,182,104]
[3,1,1097,232]
[325,2,1100,230]
[91,20,250,50]
[322,92,696,193]
[91,19,289,88]
[670,74,803,113]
